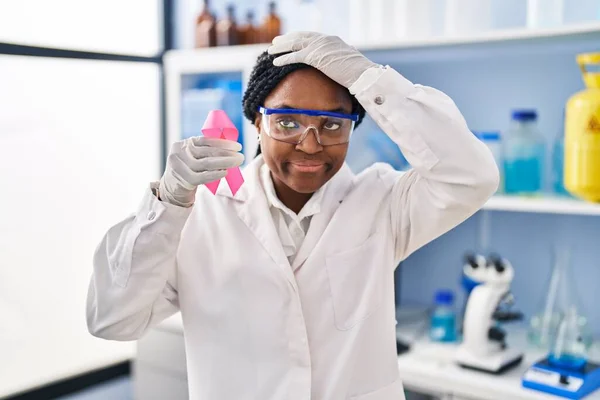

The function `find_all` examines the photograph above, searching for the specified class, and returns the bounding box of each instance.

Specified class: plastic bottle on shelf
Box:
[430,289,457,343]
[195,0,217,48]
[445,0,492,36]
[349,0,371,45]
[283,0,322,35]
[473,131,504,193]
[368,0,396,43]
[238,11,258,45]
[503,110,546,195]
[260,1,281,43]
[563,0,600,25]
[527,0,564,29]
[395,0,435,40]
[216,4,239,46]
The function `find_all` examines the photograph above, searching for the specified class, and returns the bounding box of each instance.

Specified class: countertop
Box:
[396,320,600,400]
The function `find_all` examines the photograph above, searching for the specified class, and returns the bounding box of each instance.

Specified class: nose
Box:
[296,127,323,154]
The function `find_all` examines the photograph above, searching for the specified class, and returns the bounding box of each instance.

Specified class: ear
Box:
[254,113,262,132]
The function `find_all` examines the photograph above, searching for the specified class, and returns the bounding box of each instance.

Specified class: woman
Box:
[87,32,498,399]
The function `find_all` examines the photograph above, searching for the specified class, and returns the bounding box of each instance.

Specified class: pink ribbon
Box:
[201,110,245,196]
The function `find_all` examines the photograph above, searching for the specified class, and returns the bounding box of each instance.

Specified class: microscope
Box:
[455,254,524,374]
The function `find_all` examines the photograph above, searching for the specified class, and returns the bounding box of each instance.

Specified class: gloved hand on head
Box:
[268,32,380,90]
[159,137,245,207]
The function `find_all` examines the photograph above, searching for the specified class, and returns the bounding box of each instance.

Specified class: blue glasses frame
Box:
[258,106,359,122]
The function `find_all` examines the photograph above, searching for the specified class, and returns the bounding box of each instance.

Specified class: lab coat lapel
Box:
[217,157,294,283]
[291,164,354,271]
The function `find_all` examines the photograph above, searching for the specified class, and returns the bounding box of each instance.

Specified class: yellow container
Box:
[564,52,600,202]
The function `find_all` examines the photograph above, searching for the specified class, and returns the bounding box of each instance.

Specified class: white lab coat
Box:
[87,67,499,400]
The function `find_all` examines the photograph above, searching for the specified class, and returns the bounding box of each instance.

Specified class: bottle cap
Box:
[434,290,454,306]
[511,109,537,121]
[473,131,500,141]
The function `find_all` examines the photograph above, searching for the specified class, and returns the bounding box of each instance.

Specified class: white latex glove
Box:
[268,32,380,89]
[159,137,244,207]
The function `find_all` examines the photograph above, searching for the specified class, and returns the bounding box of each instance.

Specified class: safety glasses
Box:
[258,106,359,146]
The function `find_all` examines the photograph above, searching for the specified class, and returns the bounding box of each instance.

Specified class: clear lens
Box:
[264,113,354,145]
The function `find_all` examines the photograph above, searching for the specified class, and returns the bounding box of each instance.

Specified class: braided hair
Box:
[242,51,366,156]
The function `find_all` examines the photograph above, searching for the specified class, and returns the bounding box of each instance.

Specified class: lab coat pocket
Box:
[350,379,405,400]
[326,233,384,331]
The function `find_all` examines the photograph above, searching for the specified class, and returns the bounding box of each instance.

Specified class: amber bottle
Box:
[239,10,258,45]
[261,1,281,43]
[217,4,239,46]
[195,0,216,48]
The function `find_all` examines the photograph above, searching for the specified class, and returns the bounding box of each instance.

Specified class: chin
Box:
[287,178,326,194]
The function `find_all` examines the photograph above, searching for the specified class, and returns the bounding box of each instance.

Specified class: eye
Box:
[323,120,341,130]
[277,118,299,129]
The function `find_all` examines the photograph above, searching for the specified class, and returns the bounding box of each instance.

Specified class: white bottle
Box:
[527,0,564,29]
[395,0,435,40]
[349,0,371,45]
[445,0,492,36]
[370,0,397,44]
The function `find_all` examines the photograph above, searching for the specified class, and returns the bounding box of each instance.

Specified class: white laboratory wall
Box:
[0,55,160,397]
[0,0,162,56]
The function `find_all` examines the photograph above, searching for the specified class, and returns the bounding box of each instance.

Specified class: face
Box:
[255,68,353,194]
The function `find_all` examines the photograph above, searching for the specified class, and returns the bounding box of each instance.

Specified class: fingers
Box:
[271,31,319,47]
[191,136,242,152]
[185,169,228,186]
[187,143,242,159]
[268,39,306,55]
[187,152,244,172]
[272,51,304,67]
[268,37,311,56]
[168,153,230,187]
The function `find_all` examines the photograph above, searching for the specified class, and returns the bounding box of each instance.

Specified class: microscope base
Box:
[456,346,523,374]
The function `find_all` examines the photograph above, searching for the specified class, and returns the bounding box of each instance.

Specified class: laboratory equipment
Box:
[473,131,503,193]
[455,255,524,374]
[460,253,487,331]
[195,0,217,48]
[260,1,281,43]
[239,11,258,45]
[523,306,598,399]
[528,247,593,350]
[503,110,545,195]
[523,246,597,399]
[527,0,564,29]
[216,4,239,46]
[564,52,600,202]
[429,289,457,343]
[445,0,491,36]
[523,358,600,399]
[257,107,358,145]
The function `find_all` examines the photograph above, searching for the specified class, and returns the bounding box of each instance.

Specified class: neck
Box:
[271,173,313,214]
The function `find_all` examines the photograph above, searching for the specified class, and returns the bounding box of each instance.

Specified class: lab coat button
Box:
[147,211,157,221]
[374,95,385,105]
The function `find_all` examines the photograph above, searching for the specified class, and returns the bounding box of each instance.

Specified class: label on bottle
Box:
[588,112,600,133]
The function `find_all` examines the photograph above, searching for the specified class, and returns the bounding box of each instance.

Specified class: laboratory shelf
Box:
[483,195,600,216]
[354,22,600,51]
[165,22,600,63]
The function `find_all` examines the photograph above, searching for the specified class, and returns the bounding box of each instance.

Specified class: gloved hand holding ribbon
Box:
[200,110,245,196]
[158,110,245,207]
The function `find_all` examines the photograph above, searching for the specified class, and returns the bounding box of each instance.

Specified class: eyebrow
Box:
[271,103,351,114]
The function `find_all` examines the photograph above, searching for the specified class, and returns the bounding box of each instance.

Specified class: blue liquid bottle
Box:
[504,110,546,195]
[430,290,457,343]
